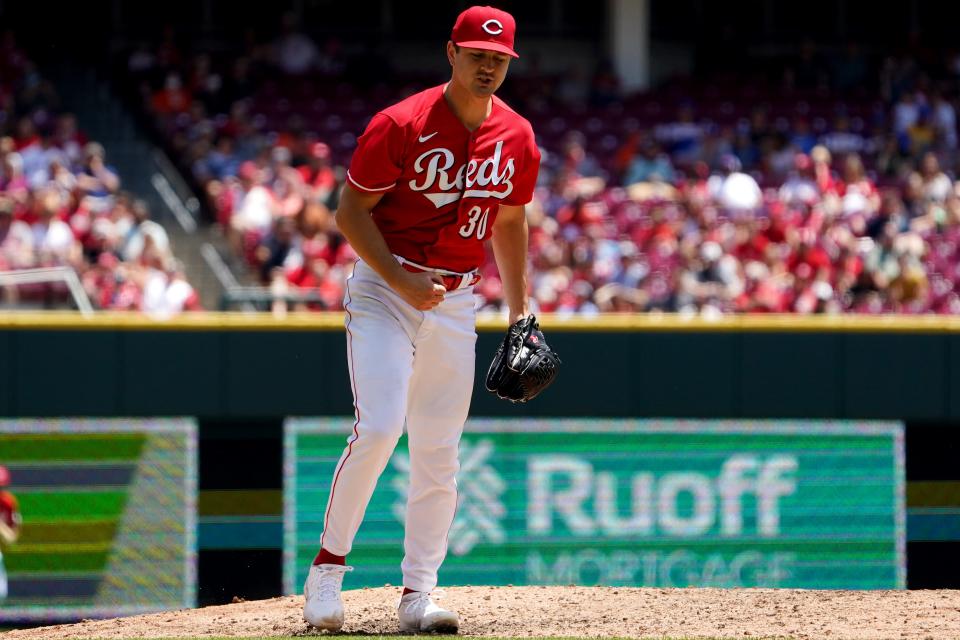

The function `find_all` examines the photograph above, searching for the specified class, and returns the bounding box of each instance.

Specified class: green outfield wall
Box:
[1,313,958,420]
[0,312,958,601]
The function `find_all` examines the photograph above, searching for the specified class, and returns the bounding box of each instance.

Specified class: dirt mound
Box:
[2,586,959,640]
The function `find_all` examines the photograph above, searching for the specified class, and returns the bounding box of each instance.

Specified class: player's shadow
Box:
[294,627,452,637]
[295,632,450,637]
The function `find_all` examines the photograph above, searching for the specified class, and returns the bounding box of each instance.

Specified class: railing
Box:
[219,285,328,315]
[0,267,94,316]
[151,149,199,233]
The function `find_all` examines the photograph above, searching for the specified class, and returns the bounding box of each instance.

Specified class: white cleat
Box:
[398,591,460,633]
[303,563,353,631]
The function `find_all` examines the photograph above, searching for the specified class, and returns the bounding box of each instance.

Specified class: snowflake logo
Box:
[390,438,506,556]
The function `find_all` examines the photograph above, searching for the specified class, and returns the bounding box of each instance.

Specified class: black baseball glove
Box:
[485,314,561,403]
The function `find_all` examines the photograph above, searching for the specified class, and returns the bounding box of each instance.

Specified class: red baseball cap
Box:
[451,5,519,59]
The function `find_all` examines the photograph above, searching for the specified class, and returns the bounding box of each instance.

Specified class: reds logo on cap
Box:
[451,5,519,58]
[481,19,503,35]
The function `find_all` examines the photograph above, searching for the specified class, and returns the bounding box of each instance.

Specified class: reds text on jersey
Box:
[347,84,540,273]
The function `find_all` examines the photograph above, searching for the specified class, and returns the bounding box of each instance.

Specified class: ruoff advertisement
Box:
[284,419,905,592]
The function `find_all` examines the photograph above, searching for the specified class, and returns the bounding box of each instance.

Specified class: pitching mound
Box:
[2,586,959,640]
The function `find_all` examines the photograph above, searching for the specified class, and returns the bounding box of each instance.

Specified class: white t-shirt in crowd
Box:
[233,186,274,234]
[0,219,34,266]
[718,172,762,210]
[31,219,75,262]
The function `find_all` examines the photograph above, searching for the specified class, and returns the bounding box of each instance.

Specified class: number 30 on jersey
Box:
[458,205,490,240]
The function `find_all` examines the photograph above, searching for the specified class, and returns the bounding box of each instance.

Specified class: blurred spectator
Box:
[680,240,744,309]
[906,111,936,156]
[0,196,33,269]
[120,199,171,262]
[152,73,192,115]
[839,153,880,217]
[196,135,241,182]
[808,145,836,192]
[790,118,818,155]
[875,133,910,179]
[779,153,819,207]
[711,154,762,211]
[930,89,958,151]
[141,257,200,317]
[298,142,337,207]
[273,12,320,75]
[76,142,120,197]
[893,91,921,137]
[21,129,66,187]
[554,132,606,197]
[623,137,675,186]
[269,146,305,218]
[30,187,80,266]
[254,215,297,283]
[654,103,704,163]
[54,113,87,167]
[228,161,276,257]
[821,115,867,156]
[917,152,952,204]
[0,151,29,204]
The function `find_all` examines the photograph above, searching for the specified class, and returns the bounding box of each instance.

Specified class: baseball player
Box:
[0,465,22,601]
[303,5,539,633]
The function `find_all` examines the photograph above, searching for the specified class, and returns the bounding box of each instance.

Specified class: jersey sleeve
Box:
[347,113,406,193]
[503,131,541,206]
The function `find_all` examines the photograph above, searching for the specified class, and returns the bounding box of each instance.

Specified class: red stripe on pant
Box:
[320,268,360,551]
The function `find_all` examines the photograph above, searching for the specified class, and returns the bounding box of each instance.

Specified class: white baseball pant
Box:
[319,259,477,592]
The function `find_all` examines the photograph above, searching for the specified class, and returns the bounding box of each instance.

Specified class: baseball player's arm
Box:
[0,521,17,545]
[335,184,446,310]
[491,204,529,323]
[0,493,20,545]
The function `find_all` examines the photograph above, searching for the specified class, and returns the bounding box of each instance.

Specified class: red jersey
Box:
[347,84,540,272]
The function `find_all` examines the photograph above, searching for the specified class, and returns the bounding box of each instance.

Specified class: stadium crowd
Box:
[125,20,960,315]
[0,32,199,314]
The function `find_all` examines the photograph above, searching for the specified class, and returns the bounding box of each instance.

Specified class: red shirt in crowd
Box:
[298,164,337,196]
[347,84,540,273]
[788,243,833,279]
